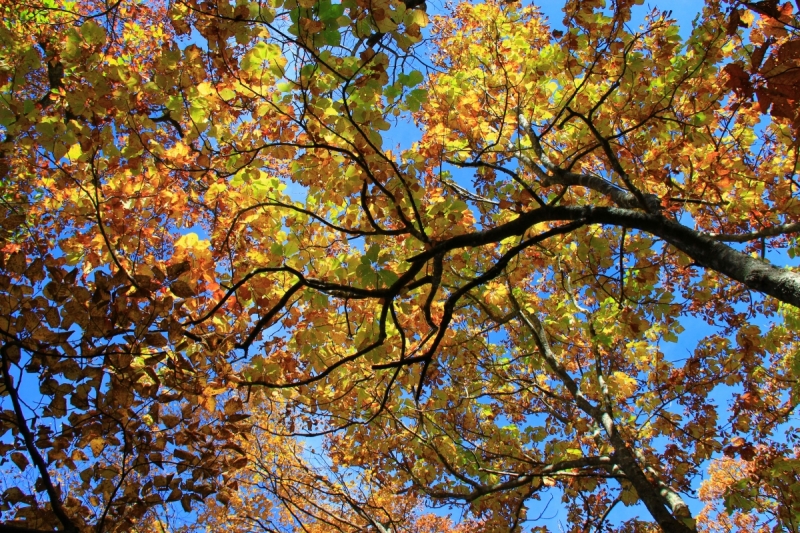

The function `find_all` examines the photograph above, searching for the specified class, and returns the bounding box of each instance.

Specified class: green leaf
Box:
[384,83,402,101]
[322,28,340,46]
[724,491,756,514]
[365,244,380,262]
[318,0,344,20]
[80,20,106,45]
[284,239,299,256]
[791,352,800,378]
[406,88,426,112]
[379,269,399,287]
[356,263,374,280]
[405,70,424,87]
[189,103,208,124]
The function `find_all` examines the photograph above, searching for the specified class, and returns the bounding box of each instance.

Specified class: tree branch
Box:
[516,115,661,211]
[408,205,800,309]
[0,346,78,533]
[710,221,800,242]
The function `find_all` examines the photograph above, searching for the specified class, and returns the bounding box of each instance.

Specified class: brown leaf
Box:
[134,274,161,292]
[740,444,757,461]
[181,495,192,512]
[0,214,25,231]
[10,452,29,471]
[144,332,169,348]
[24,258,45,282]
[2,487,26,504]
[6,251,26,274]
[144,366,161,386]
[229,457,249,470]
[47,448,67,463]
[89,438,105,456]
[755,86,774,113]
[44,306,61,329]
[739,391,760,408]
[166,488,183,502]
[43,281,70,303]
[161,414,181,428]
[150,452,163,468]
[79,467,93,483]
[723,62,753,97]
[731,436,747,447]
[169,280,196,298]
[751,41,772,71]
[299,17,326,34]
[727,8,742,35]
[166,261,191,279]
[224,397,244,416]
[151,265,166,282]
[174,449,196,462]
[776,38,800,63]
[221,442,247,455]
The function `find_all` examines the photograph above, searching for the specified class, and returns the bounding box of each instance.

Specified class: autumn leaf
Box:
[2,1,800,532]
[169,280,196,298]
[10,452,29,471]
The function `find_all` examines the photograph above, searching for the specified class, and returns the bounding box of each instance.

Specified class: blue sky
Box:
[299,1,790,529]
[4,2,790,531]
[377,1,794,530]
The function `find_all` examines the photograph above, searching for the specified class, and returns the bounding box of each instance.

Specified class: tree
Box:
[697,445,800,532]
[0,0,799,531]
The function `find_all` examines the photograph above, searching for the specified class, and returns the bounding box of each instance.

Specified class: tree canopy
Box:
[1,0,799,531]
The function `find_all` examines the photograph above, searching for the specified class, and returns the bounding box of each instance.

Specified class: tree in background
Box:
[0,0,799,531]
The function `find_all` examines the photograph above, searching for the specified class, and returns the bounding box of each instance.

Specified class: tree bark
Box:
[413,205,800,309]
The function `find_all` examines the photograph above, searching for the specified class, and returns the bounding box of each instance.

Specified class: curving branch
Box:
[420,456,618,503]
[1,346,78,533]
[516,115,661,211]
[710,221,800,242]
[509,295,695,533]
[405,205,800,309]
[236,280,306,352]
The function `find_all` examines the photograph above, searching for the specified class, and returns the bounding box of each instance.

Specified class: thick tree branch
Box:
[150,112,185,138]
[409,205,800,308]
[509,298,695,533]
[516,120,660,211]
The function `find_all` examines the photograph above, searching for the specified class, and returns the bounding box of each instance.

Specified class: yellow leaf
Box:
[610,371,638,398]
[89,437,105,456]
[174,232,209,251]
[196,81,213,96]
[67,144,82,160]
[201,394,216,412]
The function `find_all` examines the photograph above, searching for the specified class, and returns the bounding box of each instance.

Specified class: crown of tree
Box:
[0,0,799,532]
